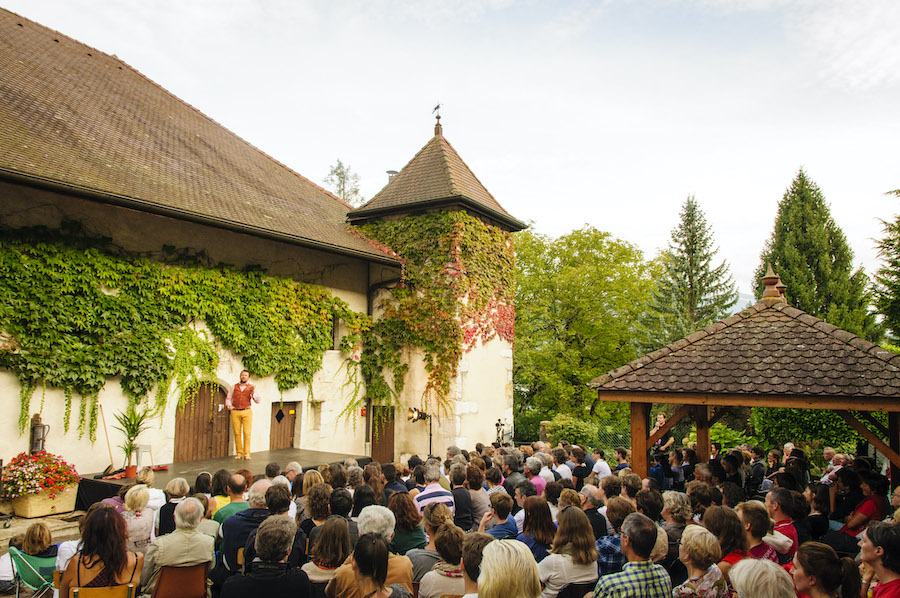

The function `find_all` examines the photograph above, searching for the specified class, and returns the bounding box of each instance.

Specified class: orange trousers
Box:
[230,408,252,458]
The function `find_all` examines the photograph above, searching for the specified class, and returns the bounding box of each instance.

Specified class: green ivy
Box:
[0,223,369,437]
[354,212,515,416]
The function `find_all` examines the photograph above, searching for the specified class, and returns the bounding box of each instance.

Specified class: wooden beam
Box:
[890,413,900,491]
[708,408,727,427]
[631,402,651,478]
[594,391,900,413]
[648,404,692,446]
[695,405,710,463]
[857,411,889,438]
[837,411,900,472]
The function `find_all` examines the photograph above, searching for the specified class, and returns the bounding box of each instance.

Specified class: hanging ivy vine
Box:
[352,211,515,415]
[0,223,369,438]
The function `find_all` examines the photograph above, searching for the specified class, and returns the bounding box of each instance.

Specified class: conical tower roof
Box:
[347,119,525,232]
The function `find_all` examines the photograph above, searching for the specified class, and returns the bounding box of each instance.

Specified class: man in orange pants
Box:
[225,370,261,459]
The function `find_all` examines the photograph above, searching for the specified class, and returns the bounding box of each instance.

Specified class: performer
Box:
[225,370,261,460]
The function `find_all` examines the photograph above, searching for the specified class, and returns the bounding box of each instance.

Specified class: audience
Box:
[478,539,541,598]
[157,477,190,536]
[460,532,494,598]
[406,502,452,581]
[387,492,427,555]
[478,492,518,540]
[674,524,725,598]
[418,522,465,598]
[596,496,636,576]
[516,496,556,562]
[791,541,860,598]
[60,506,144,597]
[859,521,900,598]
[302,515,352,589]
[122,484,153,554]
[538,506,599,598]
[213,474,249,524]
[730,558,795,598]
[592,513,672,598]
[140,497,214,596]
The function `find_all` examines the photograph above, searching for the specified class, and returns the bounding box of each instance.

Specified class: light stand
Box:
[408,407,434,458]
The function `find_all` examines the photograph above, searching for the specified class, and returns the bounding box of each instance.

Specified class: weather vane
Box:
[433,103,441,118]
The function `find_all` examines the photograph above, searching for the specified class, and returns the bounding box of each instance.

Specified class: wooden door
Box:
[174,385,229,462]
[270,402,298,450]
[371,407,395,463]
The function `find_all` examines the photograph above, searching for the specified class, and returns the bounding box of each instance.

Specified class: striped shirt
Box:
[413,483,455,515]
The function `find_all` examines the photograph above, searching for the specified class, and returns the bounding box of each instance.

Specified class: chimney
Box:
[386,170,398,183]
[761,264,786,305]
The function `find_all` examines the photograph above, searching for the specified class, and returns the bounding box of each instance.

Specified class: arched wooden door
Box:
[174,385,230,462]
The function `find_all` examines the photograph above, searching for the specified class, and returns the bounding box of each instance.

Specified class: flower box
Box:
[11,483,78,518]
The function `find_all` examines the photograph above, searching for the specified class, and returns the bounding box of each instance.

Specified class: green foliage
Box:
[875,214,900,341]
[545,413,600,449]
[113,404,152,465]
[750,407,883,446]
[644,196,737,348]
[754,169,879,340]
[356,212,515,416]
[513,226,659,431]
[0,223,369,437]
[324,159,363,207]
[687,422,763,450]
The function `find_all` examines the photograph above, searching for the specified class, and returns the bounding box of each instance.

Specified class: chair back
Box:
[150,562,209,598]
[412,581,420,598]
[9,546,55,590]
[236,547,244,566]
[70,583,135,598]
[557,580,598,598]
[309,580,328,598]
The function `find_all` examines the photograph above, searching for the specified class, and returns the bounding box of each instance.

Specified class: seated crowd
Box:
[3,436,900,598]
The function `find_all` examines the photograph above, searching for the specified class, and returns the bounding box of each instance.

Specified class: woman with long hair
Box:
[537,506,598,598]
[801,482,831,542]
[516,496,556,562]
[467,465,491,525]
[478,539,541,598]
[405,503,452,582]
[348,532,412,598]
[418,522,466,598]
[352,484,378,519]
[295,469,325,523]
[209,469,231,516]
[674,524,726,598]
[364,463,385,504]
[302,515,352,587]
[387,492,426,555]
[59,505,143,597]
[825,472,890,556]
[702,506,747,582]
[791,542,860,598]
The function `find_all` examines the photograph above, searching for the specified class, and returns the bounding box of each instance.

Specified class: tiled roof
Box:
[0,9,396,264]
[347,125,525,232]
[590,301,900,398]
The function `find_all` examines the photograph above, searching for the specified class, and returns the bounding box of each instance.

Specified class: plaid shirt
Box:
[593,560,672,598]
[596,535,625,576]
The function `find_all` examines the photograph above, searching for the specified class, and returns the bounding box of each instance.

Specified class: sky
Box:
[3,0,898,298]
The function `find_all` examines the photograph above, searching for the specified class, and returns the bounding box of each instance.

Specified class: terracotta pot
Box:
[11,484,78,518]
[124,465,138,478]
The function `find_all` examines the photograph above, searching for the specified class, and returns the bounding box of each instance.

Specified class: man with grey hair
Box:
[536,451,555,485]
[220,516,313,597]
[325,506,414,598]
[284,461,302,483]
[219,479,271,571]
[140,498,214,597]
[581,484,610,540]
[413,463,455,515]
[343,457,358,469]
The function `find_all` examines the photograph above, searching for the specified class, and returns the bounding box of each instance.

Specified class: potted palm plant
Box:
[113,405,150,478]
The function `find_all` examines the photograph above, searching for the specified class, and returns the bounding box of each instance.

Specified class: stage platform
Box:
[76,448,370,510]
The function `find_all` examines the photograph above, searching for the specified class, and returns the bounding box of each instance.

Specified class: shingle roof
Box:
[0,9,397,264]
[590,301,900,398]
[347,122,526,232]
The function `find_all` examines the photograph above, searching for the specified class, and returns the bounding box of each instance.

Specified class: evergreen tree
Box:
[754,169,878,340]
[875,197,900,341]
[646,195,738,346]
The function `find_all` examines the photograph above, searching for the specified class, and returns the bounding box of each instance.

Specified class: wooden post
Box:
[695,405,710,462]
[890,413,900,491]
[837,411,900,473]
[630,402,651,477]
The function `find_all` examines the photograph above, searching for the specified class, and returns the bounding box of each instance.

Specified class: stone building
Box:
[0,8,522,473]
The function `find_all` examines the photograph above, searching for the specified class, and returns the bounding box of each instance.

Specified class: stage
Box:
[76,447,370,510]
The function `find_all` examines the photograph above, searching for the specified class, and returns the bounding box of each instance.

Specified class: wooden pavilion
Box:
[590,267,900,485]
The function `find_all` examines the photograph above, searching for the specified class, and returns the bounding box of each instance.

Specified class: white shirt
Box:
[596,506,615,535]
[514,508,526,534]
[591,459,612,480]
[539,467,555,485]
[538,553,599,598]
[553,464,573,480]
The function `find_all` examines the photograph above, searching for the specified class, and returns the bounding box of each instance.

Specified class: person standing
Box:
[226,370,260,460]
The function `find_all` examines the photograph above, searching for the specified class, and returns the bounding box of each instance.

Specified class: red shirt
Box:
[874,579,900,598]
[775,520,798,558]
[722,549,746,566]
[841,495,888,536]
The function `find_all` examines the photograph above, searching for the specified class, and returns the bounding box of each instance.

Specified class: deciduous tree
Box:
[324,159,363,206]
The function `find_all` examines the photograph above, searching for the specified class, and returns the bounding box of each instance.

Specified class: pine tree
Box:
[754,169,878,340]
[875,196,900,341]
[647,195,738,345]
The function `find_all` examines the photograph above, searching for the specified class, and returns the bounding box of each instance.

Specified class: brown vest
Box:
[231,383,254,410]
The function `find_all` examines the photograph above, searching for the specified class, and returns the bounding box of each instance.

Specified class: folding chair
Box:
[150,562,209,598]
[8,546,55,598]
[70,583,135,598]
[557,580,598,598]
